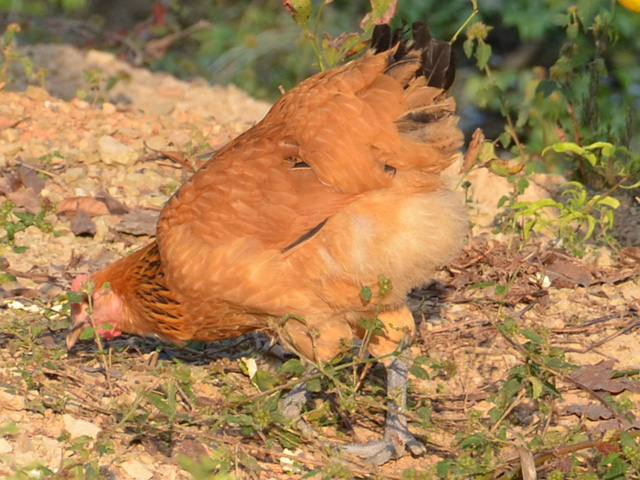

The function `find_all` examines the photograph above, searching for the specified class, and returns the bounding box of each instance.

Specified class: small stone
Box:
[102,102,117,114]
[0,390,25,411]
[25,85,50,102]
[120,460,154,480]
[71,98,90,110]
[62,414,101,440]
[98,135,139,166]
[0,438,12,454]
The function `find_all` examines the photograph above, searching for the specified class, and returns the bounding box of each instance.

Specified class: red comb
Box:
[72,274,89,292]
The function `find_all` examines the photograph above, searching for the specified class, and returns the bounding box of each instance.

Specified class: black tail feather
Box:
[372,21,455,91]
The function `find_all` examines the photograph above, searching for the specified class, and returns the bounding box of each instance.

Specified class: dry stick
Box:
[175,381,195,412]
[489,389,526,435]
[0,116,29,130]
[457,244,499,269]
[496,430,640,479]
[585,318,639,351]
[551,312,628,334]
[15,158,58,178]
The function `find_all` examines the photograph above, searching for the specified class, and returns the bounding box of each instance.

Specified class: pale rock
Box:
[0,390,25,411]
[620,280,640,302]
[120,459,154,480]
[62,414,101,440]
[98,135,139,166]
[167,130,192,148]
[0,438,13,454]
[25,85,50,101]
[71,98,90,109]
[60,166,87,184]
[101,102,117,114]
[144,135,166,151]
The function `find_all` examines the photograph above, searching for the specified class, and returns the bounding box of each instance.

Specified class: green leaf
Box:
[620,431,638,448]
[502,377,522,401]
[0,272,16,283]
[528,376,544,399]
[282,0,312,26]
[435,459,452,478]
[67,290,83,303]
[475,41,492,70]
[306,377,322,393]
[459,433,488,449]
[0,421,18,435]
[601,455,629,480]
[463,38,475,58]
[416,406,431,422]
[357,317,384,334]
[576,0,602,31]
[536,79,558,97]
[253,369,278,392]
[410,362,430,380]
[495,285,508,296]
[279,358,305,376]
[468,280,495,290]
[13,211,35,225]
[594,196,620,209]
[78,326,95,341]
[522,329,544,345]
[359,285,372,303]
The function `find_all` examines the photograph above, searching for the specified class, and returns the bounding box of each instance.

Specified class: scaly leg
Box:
[281,374,317,439]
[339,352,425,465]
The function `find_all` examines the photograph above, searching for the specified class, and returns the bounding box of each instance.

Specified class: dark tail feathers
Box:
[372,22,455,91]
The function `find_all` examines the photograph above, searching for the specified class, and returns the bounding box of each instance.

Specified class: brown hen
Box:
[66,23,467,464]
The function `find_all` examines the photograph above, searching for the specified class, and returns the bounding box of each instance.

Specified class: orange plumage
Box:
[67,22,467,463]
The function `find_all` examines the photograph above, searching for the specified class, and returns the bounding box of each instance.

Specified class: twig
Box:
[0,116,29,130]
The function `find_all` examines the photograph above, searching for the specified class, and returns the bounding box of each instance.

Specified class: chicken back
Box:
[66,22,467,366]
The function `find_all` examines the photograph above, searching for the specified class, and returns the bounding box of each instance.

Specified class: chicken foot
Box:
[338,353,425,465]
[281,353,425,465]
[281,379,317,439]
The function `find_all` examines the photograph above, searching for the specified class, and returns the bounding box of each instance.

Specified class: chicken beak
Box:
[65,301,91,350]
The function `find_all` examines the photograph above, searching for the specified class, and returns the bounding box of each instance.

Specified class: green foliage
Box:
[0,200,55,250]
[0,23,45,89]
[461,1,640,251]
[76,68,128,105]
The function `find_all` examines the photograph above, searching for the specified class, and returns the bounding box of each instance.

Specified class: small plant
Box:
[282,0,399,71]
[76,68,128,105]
[0,201,56,252]
[0,23,46,90]
[462,2,639,252]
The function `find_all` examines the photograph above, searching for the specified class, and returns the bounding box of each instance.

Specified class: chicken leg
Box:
[339,352,425,465]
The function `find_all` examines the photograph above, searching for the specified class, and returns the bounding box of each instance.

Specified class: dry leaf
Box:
[6,188,40,214]
[546,259,591,288]
[70,210,97,237]
[0,173,22,194]
[96,188,130,214]
[570,359,640,394]
[19,163,46,194]
[57,196,110,218]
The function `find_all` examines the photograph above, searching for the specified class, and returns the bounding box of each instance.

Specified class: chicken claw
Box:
[338,355,425,465]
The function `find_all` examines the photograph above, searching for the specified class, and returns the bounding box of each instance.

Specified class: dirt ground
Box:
[0,45,639,479]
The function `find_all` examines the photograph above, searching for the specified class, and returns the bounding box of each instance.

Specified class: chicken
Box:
[66,22,467,464]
